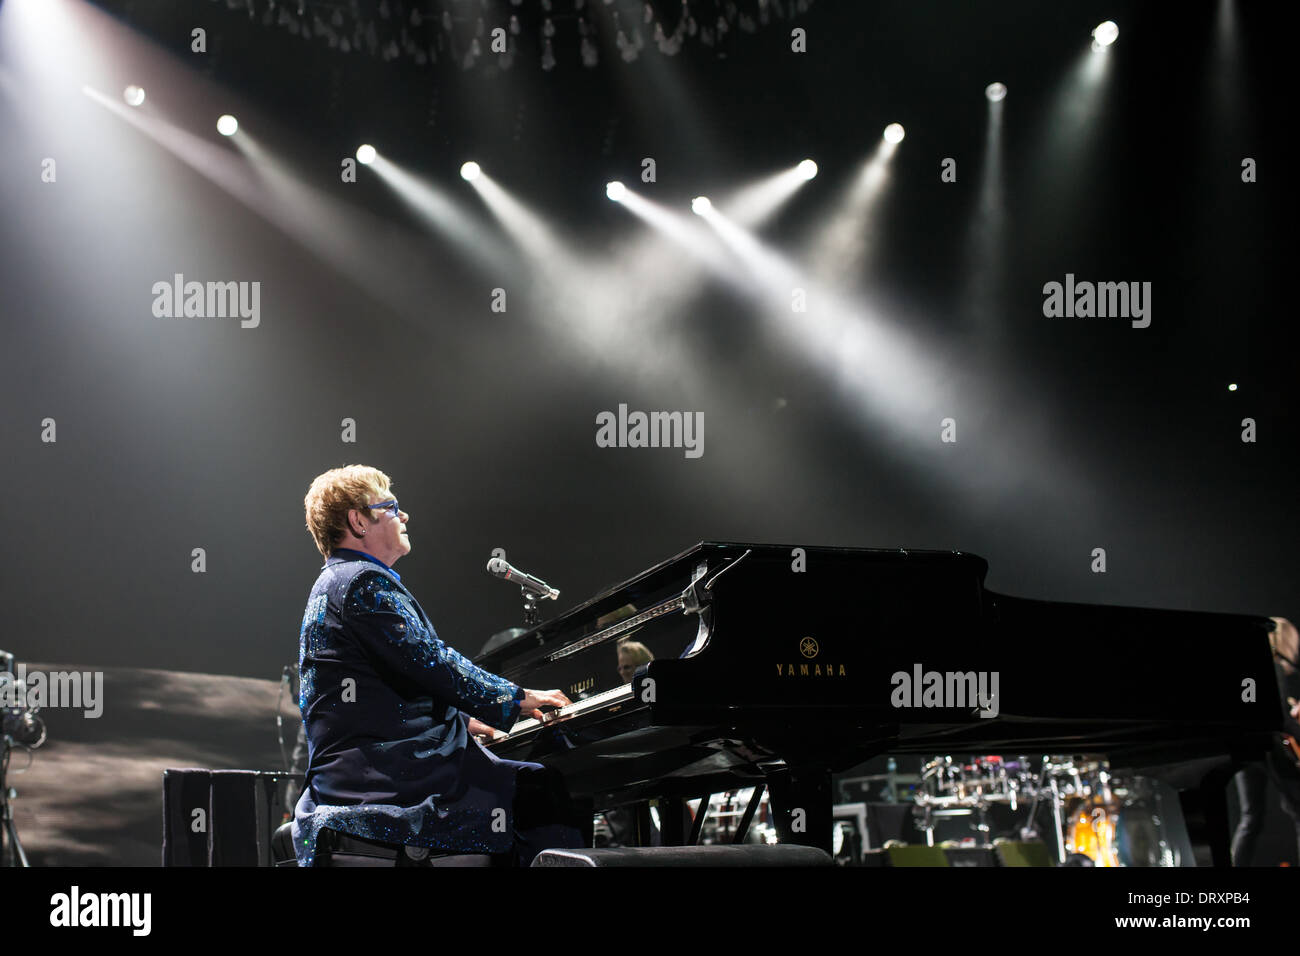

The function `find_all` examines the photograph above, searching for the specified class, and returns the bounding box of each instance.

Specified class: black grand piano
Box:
[479,543,1283,864]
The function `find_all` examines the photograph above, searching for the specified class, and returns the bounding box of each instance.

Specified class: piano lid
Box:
[475,542,990,674]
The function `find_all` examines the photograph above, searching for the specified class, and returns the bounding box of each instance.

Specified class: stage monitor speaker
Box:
[162,769,211,866]
[942,846,998,867]
[861,845,951,867]
[994,840,1054,867]
[163,768,302,866]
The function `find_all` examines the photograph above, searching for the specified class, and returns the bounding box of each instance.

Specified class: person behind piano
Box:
[604,637,680,846]
[1231,616,1300,865]
[616,639,654,683]
[291,464,585,866]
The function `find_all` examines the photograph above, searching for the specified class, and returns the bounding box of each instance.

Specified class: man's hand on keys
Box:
[519,688,571,722]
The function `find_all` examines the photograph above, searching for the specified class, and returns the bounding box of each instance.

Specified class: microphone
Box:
[486,557,560,601]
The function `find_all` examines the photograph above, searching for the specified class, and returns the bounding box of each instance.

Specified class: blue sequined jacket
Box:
[291,549,527,865]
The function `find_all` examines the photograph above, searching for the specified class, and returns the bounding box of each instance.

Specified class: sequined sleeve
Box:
[342,570,523,731]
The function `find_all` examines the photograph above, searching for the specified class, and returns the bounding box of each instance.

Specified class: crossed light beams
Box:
[687,200,1090,504]
[452,167,716,392]
[450,160,817,382]
[612,177,964,465]
[362,153,690,382]
[549,172,804,378]
[612,188,737,278]
[457,167,667,363]
[695,198,947,407]
[547,161,826,375]
[599,158,825,318]
[448,168,808,513]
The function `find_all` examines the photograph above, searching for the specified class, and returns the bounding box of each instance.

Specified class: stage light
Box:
[797,159,818,180]
[356,144,377,164]
[883,123,905,144]
[216,114,238,136]
[691,196,711,215]
[460,160,481,182]
[1228,383,1238,391]
[605,181,626,201]
[1092,20,1118,48]
[985,82,1007,103]
[123,85,145,107]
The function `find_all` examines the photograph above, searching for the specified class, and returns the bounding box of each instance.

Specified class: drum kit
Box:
[695,789,780,847]
[914,754,1179,866]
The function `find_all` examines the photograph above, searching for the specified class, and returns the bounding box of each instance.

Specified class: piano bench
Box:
[271,821,297,867]
[531,845,833,867]
[270,822,495,867]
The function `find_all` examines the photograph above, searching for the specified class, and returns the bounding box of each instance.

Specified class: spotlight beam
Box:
[1023,39,1116,241]
[802,139,898,284]
[716,160,817,228]
[465,170,569,265]
[961,90,1006,338]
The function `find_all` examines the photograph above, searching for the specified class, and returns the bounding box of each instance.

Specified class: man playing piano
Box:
[291,464,584,866]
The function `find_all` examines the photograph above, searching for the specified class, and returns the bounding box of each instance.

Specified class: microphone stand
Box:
[521,588,542,627]
[1,734,29,867]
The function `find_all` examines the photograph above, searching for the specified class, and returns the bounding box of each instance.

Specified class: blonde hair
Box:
[304,465,393,558]
[1271,617,1299,674]
[616,640,654,666]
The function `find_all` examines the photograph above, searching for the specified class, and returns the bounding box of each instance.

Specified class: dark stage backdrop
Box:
[0,0,1293,693]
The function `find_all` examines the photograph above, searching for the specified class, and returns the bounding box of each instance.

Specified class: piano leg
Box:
[767,766,833,855]
[659,797,686,846]
[633,801,654,846]
[573,796,596,848]
[1178,765,1235,867]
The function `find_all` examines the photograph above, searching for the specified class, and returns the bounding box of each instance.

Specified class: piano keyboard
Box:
[486,682,635,746]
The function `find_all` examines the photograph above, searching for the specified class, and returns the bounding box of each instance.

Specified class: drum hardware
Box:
[694,787,774,845]
[912,752,1181,866]
[1,654,45,868]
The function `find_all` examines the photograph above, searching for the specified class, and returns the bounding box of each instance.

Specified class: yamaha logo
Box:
[776,636,846,677]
